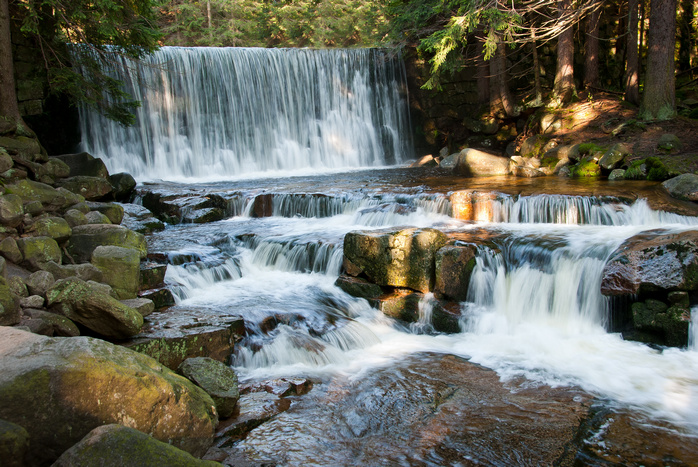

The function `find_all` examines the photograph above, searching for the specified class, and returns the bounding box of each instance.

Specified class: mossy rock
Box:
[16,236,61,270]
[87,201,125,224]
[26,216,72,242]
[434,244,478,301]
[569,159,601,177]
[335,275,384,300]
[631,299,690,347]
[66,224,147,263]
[58,176,113,201]
[91,246,141,299]
[0,419,29,467]
[4,179,67,211]
[657,134,682,153]
[178,357,240,419]
[0,194,24,228]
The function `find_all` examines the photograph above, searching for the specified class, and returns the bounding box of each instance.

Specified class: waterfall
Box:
[78,47,412,180]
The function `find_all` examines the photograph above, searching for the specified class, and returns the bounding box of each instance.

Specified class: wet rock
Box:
[214,391,292,443]
[183,207,225,224]
[91,245,140,299]
[449,190,501,222]
[0,194,24,228]
[120,298,155,317]
[58,176,113,200]
[140,262,167,291]
[335,275,383,300]
[66,224,147,263]
[53,424,222,467]
[242,378,314,397]
[109,172,137,201]
[662,173,698,202]
[601,230,698,296]
[0,419,29,467]
[453,148,510,177]
[25,216,72,242]
[139,286,176,309]
[54,152,110,179]
[120,203,165,234]
[630,299,690,347]
[63,208,89,227]
[123,309,244,370]
[46,277,144,339]
[19,308,80,337]
[16,236,61,270]
[608,168,626,180]
[86,201,125,224]
[251,193,273,218]
[344,228,448,293]
[376,291,461,333]
[0,328,218,465]
[599,143,631,170]
[434,244,478,301]
[141,189,228,224]
[178,357,240,419]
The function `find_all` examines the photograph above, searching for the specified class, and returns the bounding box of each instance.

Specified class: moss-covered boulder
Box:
[140,262,167,291]
[344,228,448,293]
[0,328,218,465]
[42,261,103,282]
[0,194,24,228]
[0,135,42,160]
[0,419,29,467]
[63,208,89,227]
[0,277,20,325]
[91,246,140,300]
[630,299,691,347]
[46,278,144,339]
[178,357,240,419]
[16,236,61,270]
[519,135,549,158]
[87,201,125,224]
[66,224,147,263]
[53,424,222,467]
[26,216,72,242]
[58,176,113,201]
[4,179,67,211]
[601,230,698,296]
[453,148,510,177]
[599,143,631,171]
[569,158,601,177]
[43,157,71,179]
[662,173,698,202]
[0,149,13,173]
[434,244,478,301]
[0,237,22,264]
[657,134,682,153]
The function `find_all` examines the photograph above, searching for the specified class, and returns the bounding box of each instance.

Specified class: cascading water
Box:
[78,47,412,180]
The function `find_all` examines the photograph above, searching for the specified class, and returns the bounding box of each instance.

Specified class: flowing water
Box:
[79,46,698,463]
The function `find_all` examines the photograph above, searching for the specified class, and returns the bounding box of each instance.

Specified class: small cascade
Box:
[410,293,436,334]
[78,47,412,180]
[690,306,698,351]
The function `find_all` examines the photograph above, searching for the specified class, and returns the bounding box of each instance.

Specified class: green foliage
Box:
[14,0,162,126]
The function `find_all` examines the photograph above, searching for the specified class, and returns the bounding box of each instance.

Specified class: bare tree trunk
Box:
[625,0,640,104]
[489,39,516,117]
[553,0,576,103]
[0,0,22,130]
[639,0,677,120]
[583,6,601,90]
[531,28,543,105]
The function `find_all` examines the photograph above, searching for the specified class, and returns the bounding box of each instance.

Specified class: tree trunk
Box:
[678,0,695,73]
[553,0,576,103]
[476,39,489,105]
[639,0,677,120]
[625,0,640,104]
[531,28,543,105]
[489,39,516,117]
[583,6,601,90]
[0,0,21,129]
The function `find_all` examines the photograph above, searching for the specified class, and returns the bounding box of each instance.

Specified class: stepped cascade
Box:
[78,47,412,180]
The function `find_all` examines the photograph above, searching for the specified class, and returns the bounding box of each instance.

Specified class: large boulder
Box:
[0,328,218,465]
[178,357,240,419]
[453,149,510,177]
[53,424,222,467]
[434,244,478,301]
[57,176,113,201]
[25,216,72,242]
[91,246,140,299]
[53,152,110,178]
[66,224,147,263]
[344,228,448,293]
[46,278,144,339]
[109,172,137,201]
[16,236,61,270]
[662,173,698,202]
[601,230,698,296]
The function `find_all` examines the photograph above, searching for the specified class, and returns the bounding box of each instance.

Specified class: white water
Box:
[155,191,698,433]
[78,47,412,181]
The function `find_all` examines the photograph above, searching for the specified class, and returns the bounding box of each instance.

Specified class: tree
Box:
[624,0,640,104]
[1,0,161,133]
[583,4,601,90]
[0,0,25,133]
[552,0,575,103]
[639,0,677,120]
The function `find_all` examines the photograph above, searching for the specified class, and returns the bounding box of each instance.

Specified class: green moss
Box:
[577,143,604,155]
[570,159,601,177]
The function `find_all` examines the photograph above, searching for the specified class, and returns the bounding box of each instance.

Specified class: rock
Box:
[0,135,42,160]
[657,134,682,152]
[178,357,240,419]
[63,208,89,227]
[53,424,222,467]
[23,200,42,216]
[141,190,228,224]
[599,143,631,170]
[453,148,510,177]
[109,172,137,201]
[87,201,125,224]
[0,237,23,264]
[0,194,24,228]
[58,176,113,200]
[66,224,147,263]
[513,166,545,178]
[569,159,601,177]
[139,286,176,309]
[16,236,61,270]
[85,210,111,224]
[42,157,71,179]
[0,419,29,467]
[8,276,27,298]
[56,187,86,207]
[46,277,144,339]
[120,203,165,234]
[19,294,44,308]
[183,207,225,224]
[0,328,218,465]
[0,278,20,325]
[434,245,478,301]
[70,201,92,214]
[540,114,562,134]
[53,152,110,178]
[335,275,383,300]
[601,230,698,296]
[662,173,698,202]
[4,179,67,211]
[344,228,448,293]
[215,391,292,443]
[409,155,438,168]
[25,270,55,296]
[26,216,72,242]
[376,291,461,333]
[123,311,244,370]
[608,168,626,181]
[120,298,155,317]
[88,280,117,298]
[0,150,13,173]
[20,308,80,337]
[631,299,690,347]
[42,261,103,282]
[140,262,167,291]
[439,152,460,169]
[519,135,549,158]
